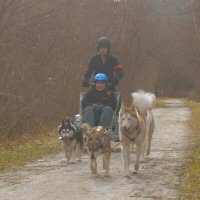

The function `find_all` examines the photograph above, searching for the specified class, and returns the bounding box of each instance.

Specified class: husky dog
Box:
[132,90,156,157]
[119,90,156,177]
[58,117,83,162]
[81,124,111,177]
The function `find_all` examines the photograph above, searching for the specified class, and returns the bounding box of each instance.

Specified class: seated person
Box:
[82,73,117,128]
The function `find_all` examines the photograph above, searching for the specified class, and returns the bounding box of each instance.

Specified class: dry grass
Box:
[180,100,200,200]
[0,131,62,173]
[155,97,167,108]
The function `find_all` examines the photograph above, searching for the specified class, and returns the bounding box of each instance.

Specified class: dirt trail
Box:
[0,99,191,200]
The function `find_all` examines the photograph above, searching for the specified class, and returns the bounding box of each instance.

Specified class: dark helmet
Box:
[97,37,111,50]
[94,73,108,82]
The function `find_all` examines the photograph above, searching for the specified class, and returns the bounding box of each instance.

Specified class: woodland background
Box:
[0,0,200,139]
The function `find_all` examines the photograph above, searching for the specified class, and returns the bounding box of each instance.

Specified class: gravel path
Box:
[0,99,191,200]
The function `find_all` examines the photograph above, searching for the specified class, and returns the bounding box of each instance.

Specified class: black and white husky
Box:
[58,117,83,162]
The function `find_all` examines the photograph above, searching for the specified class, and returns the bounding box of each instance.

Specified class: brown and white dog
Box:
[119,90,156,177]
[58,117,83,162]
[81,124,111,177]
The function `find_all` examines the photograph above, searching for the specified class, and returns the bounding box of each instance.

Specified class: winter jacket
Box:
[83,54,123,83]
[82,88,117,111]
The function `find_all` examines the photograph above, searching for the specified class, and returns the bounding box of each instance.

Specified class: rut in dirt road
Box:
[0,99,191,200]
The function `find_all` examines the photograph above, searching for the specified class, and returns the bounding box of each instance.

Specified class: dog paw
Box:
[132,170,138,174]
[67,161,75,164]
[140,157,145,163]
[146,150,150,156]
[66,157,70,161]
[104,173,110,177]
[124,174,131,179]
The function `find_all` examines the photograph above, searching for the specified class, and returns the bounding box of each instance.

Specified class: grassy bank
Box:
[155,97,167,108]
[0,131,62,173]
[181,100,200,199]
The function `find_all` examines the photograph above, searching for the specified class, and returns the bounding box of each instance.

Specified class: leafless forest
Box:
[0,0,200,139]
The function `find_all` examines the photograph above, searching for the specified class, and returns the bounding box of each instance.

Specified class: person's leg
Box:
[98,106,113,128]
[83,106,95,127]
[94,110,102,126]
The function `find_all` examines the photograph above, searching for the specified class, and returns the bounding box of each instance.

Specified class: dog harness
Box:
[122,121,141,141]
[87,126,110,158]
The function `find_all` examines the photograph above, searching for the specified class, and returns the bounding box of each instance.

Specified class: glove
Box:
[92,103,104,112]
[82,79,90,87]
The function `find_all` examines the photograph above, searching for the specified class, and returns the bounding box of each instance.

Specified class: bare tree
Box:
[0,0,200,139]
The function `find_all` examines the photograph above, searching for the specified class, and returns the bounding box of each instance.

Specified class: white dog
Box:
[132,90,156,159]
[119,90,156,177]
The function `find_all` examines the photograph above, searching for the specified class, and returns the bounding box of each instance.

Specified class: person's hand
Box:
[82,79,90,87]
[92,103,104,112]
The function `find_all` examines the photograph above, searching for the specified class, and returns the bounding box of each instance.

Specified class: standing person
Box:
[82,37,123,91]
[82,73,117,128]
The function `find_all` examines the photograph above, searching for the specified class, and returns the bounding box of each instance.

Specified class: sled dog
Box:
[58,117,83,162]
[132,90,156,157]
[119,90,156,177]
[81,124,111,177]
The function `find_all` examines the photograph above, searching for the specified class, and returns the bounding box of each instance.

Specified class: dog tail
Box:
[131,90,156,117]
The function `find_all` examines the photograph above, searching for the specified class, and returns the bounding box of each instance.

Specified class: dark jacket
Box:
[82,88,117,110]
[84,54,123,83]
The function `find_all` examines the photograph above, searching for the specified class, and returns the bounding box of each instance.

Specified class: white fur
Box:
[145,110,155,156]
[132,90,156,118]
[120,112,145,177]
[132,90,156,158]
[120,90,156,177]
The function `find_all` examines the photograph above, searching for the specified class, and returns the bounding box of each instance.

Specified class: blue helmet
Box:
[94,73,108,82]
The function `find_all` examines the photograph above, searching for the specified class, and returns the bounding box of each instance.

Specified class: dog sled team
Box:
[58,76,156,177]
[58,37,156,177]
